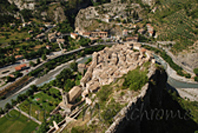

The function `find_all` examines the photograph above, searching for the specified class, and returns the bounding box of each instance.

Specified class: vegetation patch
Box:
[19,88,61,122]
[0,110,38,133]
[123,68,148,91]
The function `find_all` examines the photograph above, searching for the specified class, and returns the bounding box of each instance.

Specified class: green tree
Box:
[194,76,198,82]
[36,122,48,133]
[193,68,198,76]
[42,54,47,60]
[5,103,12,111]
[37,58,41,64]
[29,61,35,67]
[0,107,4,115]
[70,61,78,71]
[30,85,38,92]
[55,68,73,88]
[78,38,91,46]
[6,76,15,83]
[11,99,17,106]
[64,79,75,92]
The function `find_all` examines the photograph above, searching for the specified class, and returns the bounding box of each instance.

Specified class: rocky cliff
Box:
[74,1,144,35]
[8,0,35,10]
[106,66,198,133]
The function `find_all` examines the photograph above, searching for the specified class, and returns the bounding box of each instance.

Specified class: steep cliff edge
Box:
[107,67,198,133]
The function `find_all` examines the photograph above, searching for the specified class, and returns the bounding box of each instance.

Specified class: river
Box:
[153,54,198,88]
[0,55,92,108]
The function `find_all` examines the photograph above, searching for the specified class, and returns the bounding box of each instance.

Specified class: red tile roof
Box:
[15,66,21,71]
[71,33,78,37]
[20,64,27,68]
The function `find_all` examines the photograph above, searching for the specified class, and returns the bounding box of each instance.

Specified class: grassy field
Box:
[0,31,30,45]
[19,88,61,122]
[0,110,38,133]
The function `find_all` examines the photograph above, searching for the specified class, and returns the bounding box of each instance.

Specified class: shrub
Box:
[194,76,198,82]
[193,68,198,76]
[123,68,148,91]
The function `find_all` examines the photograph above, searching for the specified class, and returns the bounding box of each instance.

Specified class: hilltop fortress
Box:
[66,42,155,105]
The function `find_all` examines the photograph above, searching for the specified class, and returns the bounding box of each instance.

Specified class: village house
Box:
[15,64,27,71]
[9,74,15,78]
[68,86,82,103]
[90,37,99,43]
[91,32,99,38]
[87,81,100,93]
[78,63,86,75]
[22,23,27,27]
[91,31,108,38]
[146,23,154,37]
[45,23,53,29]
[48,33,57,42]
[123,29,128,36]
[39,27,45,31]
[81,89,89,98]
[36,33,45,40]
[70,33,78,39]
[18,26,22,31]
[133,42,141,50]
[152,7,158,13]
[46,45,52,50]
[27,21,32,25]
[102,14,111,23]
[99,31,108,38]
[10,23,16,27]
[140,48,146,55]
[138,28,145,34]
[83,32,91,37]
[148,31,154,37]
[133,25,137,28]
[15,55,24,60]
[57,39,65,44]
[16,17,20,20]
[126,36,138,42]
[28,30,34,34]
[126,34,138,42]
[56,32,61,37]
[26,37,30,41]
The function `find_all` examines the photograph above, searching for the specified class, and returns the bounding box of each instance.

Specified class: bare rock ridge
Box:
[106,64,198,133]
[105,66,166,133]
[8,0,35,10]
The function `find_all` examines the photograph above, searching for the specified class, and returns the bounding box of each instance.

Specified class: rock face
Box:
[8,0,35,10]
[74,1,143,35]
[141,0,156,6]
[80,42,154,97]
[105,67,168,133]
[177,41,198,69]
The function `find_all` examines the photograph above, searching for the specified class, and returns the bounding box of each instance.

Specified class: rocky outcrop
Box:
[74,1,143,35]
[177,41,198,70]
[106,66,168,133]
[8,0,35,10]
[141,0,156,6]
